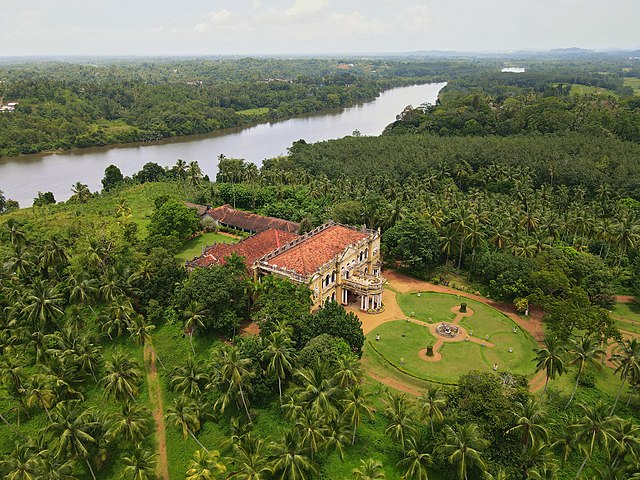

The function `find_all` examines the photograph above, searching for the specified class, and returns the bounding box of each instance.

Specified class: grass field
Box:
[569,84,617,97]
[175,231,238,262]
[623,77,640,95]
[236,107,270,116]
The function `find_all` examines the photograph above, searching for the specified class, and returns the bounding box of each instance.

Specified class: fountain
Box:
[435,322,460,338]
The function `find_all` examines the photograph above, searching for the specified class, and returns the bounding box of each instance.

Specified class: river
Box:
[0,82,445,206]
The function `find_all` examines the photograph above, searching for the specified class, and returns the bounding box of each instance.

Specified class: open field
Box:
[236,107,270,115]
[569,84,617,97]
[623,77,640,94]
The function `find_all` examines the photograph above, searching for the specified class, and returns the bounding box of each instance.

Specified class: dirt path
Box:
[615,295,636,303]
[383,270,545,342]
[528,370,547,393]
[144,346,170,480]
[360,355,423,396]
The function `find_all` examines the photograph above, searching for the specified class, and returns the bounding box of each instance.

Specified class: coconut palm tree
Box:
[169,356,208,399]
[352,458,386,480]
[70,182,91,204]
[66,274,98,314]
[127,315,165,369]
[566,335,604,406]
[122,447,157,480]
[607,417,640,468]
[23,279,64,330]
[341,384,373,445]
[506,398,548,451]
[0,443,39,480]
[211,344,255,422]
[610,338,640,414]
[570,400,617,479]
[261,326,295,405]
[188,161,203,189]
[333,354,361,389]
[534,336,566,397]
[46,401,99,480]
[294,409,327,460]
[270,429,319,480]
[107,403,152,445]
[296,366,338,422]
[184,300,208,355]
[442,423,489,480]
[99,298,135,339]
[397,434,432,480]
[166,394,208,452]
[100,353,143,404]
[32,448,78,480]
[25,374,57,422]
[419,385,446,436]
[186,449,226,480]
[175,159,188,184]
[227,434,272,480]
[383,392,417,453]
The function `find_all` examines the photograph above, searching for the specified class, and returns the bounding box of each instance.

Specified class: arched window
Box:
[325,274,330,287]
[331,271,336,283]
[331,292,336,302]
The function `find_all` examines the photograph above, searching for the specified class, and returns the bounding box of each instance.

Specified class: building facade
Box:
[256,222,383,312]
[188,220,384,313]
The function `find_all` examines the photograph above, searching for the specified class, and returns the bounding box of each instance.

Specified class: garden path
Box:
[351,269,546,394]
[144,346,170,480]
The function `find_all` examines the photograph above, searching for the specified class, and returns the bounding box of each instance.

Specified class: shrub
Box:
[578,370,597,388]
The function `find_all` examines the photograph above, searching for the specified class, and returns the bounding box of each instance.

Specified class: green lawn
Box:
[366,319,537,384]
[175,232,238,262]
[610,301,640,335]
[623,77,640,95]
[371,293,539,384]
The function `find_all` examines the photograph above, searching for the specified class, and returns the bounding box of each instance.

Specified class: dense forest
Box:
[1,54,640,479]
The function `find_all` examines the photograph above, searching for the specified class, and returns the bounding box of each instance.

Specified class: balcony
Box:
[342,270,384,295]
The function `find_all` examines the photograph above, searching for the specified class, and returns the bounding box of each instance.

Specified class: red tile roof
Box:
[185,202,208,217]
[264,225,368,276]
[207,204,300,234]
[188,229,300,269]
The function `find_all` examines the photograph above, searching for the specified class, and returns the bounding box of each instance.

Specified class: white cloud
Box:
[285,0,329,18]
[193,9,232,33]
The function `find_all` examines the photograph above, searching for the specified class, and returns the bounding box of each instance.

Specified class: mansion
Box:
[186,206,384,312]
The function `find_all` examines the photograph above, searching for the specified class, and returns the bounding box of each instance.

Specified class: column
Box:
[360,295,364,310]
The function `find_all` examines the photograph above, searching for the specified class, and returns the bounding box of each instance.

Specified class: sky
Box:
[2,0,639,56]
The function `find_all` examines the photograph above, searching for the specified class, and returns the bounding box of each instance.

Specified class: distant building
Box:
[187,221,384,312]
[0,99,18,112]
[185,202,209,220]
[206,204,300,234]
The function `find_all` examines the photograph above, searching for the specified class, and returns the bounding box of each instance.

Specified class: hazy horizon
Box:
[3,0,639,57]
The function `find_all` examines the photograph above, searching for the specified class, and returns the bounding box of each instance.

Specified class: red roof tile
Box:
[207,205,300,234]
[264,225,368,276]
[189,229,300,269]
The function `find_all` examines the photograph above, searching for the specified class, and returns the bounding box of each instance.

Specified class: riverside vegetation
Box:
[1,53,640,479]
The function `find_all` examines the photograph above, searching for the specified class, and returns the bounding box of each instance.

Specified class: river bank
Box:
[0,82,446,206]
